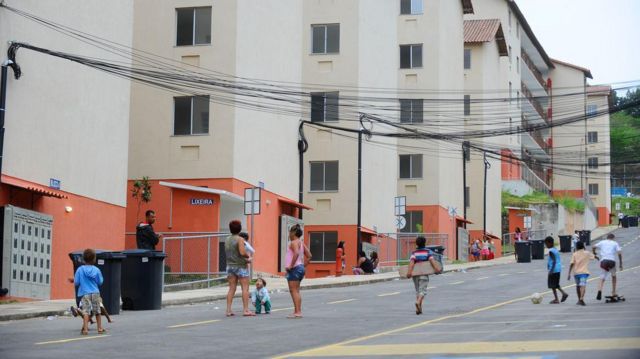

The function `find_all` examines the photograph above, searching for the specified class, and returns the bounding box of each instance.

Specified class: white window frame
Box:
[588,157,599,170]
[400,44,423,69]
[310,161,339,192]
[464,48,472,69]
[588,183,599,195]
[399,154,423,179]
[400,0,424,15]
[309,231,338,262]
[310,92,339,122]
[587,104,598,116]
[399,99,423,123]
[311,24,340,54]
[173,96,210,136]
[587,131,598,144]
[176,7,212,46]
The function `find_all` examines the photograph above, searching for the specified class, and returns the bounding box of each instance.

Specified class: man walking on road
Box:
[593,233,623,300]
[136,210,163,250]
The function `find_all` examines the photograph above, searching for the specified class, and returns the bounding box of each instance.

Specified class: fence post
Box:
[207,236,211,288]
[180,237,184,273]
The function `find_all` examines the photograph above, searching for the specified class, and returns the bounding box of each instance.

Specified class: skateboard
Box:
[605,295,625,303]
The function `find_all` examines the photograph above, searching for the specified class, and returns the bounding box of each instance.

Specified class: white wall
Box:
[0,0,133,206]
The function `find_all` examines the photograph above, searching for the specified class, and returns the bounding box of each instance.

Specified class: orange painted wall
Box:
[407,205,459,261]
[501,149,521,180]
[1,179,125,300]
[597,207,610,227]
[468,230,502,258]
[507,208,528,234]
[303,225,356,278]
[552,190,584,198]
[125,178,299,275]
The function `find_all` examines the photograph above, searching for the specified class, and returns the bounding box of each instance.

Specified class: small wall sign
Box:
[190,198,214,205]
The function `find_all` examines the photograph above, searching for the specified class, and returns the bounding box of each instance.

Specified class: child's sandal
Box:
[80,329,89,335]
[97,329,107,334]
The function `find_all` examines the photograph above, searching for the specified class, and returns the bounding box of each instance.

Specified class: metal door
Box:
[1,206,53,299]
[279,215,303,272]
[457,227,469,261]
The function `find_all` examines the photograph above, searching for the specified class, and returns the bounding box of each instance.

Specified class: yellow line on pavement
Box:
[327,299,357,305]
[377,292,400,297]
[35,335,110,345]
[271,307,295,312]
[498,273,510,276]
[272,264,640,359]
[168,319,220,328]
[476,276,489,280]
[387,325,640,336]
[449,281,465,285]
[291,338,640,357]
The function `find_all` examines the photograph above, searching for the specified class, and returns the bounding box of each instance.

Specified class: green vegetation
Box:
[501,191,552,215]
[555,196,585,213]
[611,90,640,195]
[612,197,640,216]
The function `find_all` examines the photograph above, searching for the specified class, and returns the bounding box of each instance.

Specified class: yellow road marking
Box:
[387,325,640,336]
[168,319,220,328]
[327,299,357,305]
[273,264,640,359]
[517,271,526,274]
[377,292,400,297]
[498,273,510,276]
[291,338,640,357]
[450,281,465,285]
[412,317,640,326]
[476,276,489,280]
[35,335,111,345]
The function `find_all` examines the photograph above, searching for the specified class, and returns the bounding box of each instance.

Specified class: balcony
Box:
[521,116,551,159]
[521,82,549,125]
[521,50,548,94]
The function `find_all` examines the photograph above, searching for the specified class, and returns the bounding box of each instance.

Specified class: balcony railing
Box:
[521,50,548,93]
[522,116,550,156]
[521,82,549,124]
[520,161,551,195]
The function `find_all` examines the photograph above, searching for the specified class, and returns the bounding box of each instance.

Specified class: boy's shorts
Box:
[80,293,102,316]
[227,266,249,278]
[574,273,589,287]
[412,275,429,296]
[286,265,305,282]
[547,272,561,289]
[600,260,617,279]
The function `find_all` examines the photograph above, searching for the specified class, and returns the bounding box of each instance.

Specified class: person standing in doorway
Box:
[225,220,254,317]
[136,210,163,250]
[285,224,311,319]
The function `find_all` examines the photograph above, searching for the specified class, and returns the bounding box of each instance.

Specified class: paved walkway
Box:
[0,226,616,321]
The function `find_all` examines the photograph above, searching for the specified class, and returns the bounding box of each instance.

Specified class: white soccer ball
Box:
[531,292,543,304]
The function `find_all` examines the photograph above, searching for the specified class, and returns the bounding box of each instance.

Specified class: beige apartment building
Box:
[0,0,133,299]
[585,86,612,225]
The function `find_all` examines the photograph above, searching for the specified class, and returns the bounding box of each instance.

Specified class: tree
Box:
[131,176,152,222]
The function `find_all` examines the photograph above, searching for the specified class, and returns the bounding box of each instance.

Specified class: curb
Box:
[0,256,515,321]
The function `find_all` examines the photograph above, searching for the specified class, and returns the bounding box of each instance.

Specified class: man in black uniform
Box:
[136,210,162,250]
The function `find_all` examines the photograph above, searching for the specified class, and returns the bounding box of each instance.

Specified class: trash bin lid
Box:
[122,249,167,258]
[95,250,126,260]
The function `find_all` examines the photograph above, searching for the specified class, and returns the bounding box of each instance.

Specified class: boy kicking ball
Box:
[545,236,568,304]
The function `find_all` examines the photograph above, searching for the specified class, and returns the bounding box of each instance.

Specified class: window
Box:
[311,24,340,54]
[400,44,422,69]
[516,56,520,73]
[587,104,597,116]
[588,183,599,195]
[401,211,423,233]
[464,95,471,116]
[508,9,512,29]
[587,157,599,169]
[309,232,337,262]
[176,7,212,46]
[509,82,512,104]
[400,0,423,15]
[615,202,621,210]
[174,96,210,135]
[399,154,423,179]
[400,99,423,123]
[587,131,598,143]
[311,92,339,122]
[517,23,520,38]
[464,49,471,69]
[310,161,339,191]
[508,45,512,64]
[517,91,520,108]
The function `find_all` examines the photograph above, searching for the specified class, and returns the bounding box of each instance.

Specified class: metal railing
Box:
[521,50,548,93]
[373,232,448,266]
[501,228,549,255]
[521,81,549,124]
[520,162,551,195]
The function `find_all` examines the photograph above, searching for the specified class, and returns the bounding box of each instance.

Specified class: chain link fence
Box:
[370,232,448,268]
[501,228,549,256]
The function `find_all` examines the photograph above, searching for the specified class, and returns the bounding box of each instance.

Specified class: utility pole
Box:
[0,59,15,175]
[483,152,491,238]
[462,141,470,229]
[357,127,363,259]
[297,122,308,220]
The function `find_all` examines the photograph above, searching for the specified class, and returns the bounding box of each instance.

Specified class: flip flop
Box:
[561,293,569,302]
[286,314,303,319]
[97,329,107,334]
[225,313,235,317]
[242,312,256,317]
[549,299,559,304]
[80,330,88,335]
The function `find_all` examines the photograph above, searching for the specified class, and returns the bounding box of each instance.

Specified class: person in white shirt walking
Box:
[617,212,624,227]
[592,233,623,300]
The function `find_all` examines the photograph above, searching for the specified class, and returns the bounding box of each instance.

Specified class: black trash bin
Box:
[621,216,629,228]
[578,230,591,246]
[424,245,445,270]
[628,216,639,227]
[558,235,572,253]
[121,249,166,310]
[530,239,545,260]
[515,241,531,263]
[69,250,125,315]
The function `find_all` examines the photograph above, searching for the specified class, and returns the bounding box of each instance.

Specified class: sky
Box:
[516,0,640,89]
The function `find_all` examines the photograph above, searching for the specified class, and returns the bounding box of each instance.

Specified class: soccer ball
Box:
[531,292,543,304]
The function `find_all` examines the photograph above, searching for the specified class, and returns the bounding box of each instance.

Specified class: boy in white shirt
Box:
[592,233,623,300]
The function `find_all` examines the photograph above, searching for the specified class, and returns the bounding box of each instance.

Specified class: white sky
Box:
[515,0,640,87]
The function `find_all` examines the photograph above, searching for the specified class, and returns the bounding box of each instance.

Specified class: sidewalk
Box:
[0,226,617,322]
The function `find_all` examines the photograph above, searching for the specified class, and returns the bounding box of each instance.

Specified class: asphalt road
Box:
[1,227,639,359]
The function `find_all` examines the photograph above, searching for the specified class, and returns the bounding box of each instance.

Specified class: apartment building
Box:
[0,1,133,299]
[465,0,554,239]
[586,85,612,225]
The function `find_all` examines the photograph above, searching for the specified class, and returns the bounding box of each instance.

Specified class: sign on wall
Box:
[190,198,214,206]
